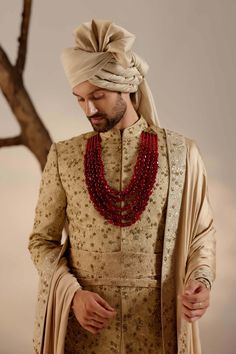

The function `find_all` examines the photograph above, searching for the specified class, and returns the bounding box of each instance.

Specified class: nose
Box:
[85,99,98,117]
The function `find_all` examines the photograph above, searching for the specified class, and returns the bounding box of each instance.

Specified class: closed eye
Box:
[92,93,105,100]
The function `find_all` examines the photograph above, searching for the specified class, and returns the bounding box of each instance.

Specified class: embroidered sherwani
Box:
[28,117,216,354]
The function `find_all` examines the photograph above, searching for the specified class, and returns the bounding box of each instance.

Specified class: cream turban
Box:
[61,19,160,127]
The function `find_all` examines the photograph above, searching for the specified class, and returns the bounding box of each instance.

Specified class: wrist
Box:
[72,287,83,305]
[196,277,211,290]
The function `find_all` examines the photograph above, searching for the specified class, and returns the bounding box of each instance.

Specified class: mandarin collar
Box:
[99,116,148,142]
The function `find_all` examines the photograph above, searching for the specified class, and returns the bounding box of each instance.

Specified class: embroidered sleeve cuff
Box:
[189,266,214,290]
[196,277,211,290]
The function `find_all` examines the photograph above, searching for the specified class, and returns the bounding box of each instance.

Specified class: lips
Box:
[91,117,104,124]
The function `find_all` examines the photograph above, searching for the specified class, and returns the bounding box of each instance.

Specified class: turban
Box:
[61,19,160,127]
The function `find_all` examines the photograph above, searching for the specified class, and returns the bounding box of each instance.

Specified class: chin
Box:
[92,125,108,133]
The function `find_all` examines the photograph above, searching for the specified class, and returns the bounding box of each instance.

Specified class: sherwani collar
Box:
[99,116,148,142]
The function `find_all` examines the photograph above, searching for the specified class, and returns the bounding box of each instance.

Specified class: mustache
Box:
[87,113,106,119]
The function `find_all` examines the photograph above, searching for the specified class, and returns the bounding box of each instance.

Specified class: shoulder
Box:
[161,126,201,155]
[158,126,206,169]
[167,128,207,177]
[151,125,191,145]
[161,127,192,146]
[53,131,96,156]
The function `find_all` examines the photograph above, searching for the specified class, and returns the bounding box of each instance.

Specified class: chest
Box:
[60,129,169,253]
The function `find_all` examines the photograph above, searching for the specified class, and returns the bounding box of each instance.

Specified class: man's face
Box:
[72,81,127,132]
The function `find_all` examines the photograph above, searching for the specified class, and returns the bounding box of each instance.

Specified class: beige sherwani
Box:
[28,117,216,354]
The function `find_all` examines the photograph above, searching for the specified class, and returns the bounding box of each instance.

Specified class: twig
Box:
[0,135,23,147]
[15,0,32,76]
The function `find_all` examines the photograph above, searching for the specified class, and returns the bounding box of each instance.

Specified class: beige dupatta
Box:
[42,257,81,354]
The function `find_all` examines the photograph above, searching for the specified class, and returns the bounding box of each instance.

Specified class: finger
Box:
[94,294,116,312]
[91,312,109,324]
[182,289,209,303]
[184,280,202,295]
[184,284,208,297]
[182,298,209,310]
[182,306,205,319]
[92,300,116,319]
[84,324,101,335]
[86,318,105,329]
[92,304,117,320]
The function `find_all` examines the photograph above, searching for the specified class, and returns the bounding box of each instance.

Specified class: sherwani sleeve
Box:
[184,139,216,289]
[28,143,83,353]
[28,142,81,287]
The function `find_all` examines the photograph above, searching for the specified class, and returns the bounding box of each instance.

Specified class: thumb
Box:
[184,280,200,295]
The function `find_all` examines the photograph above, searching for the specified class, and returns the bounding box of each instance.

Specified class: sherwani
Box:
[28,117,216,354]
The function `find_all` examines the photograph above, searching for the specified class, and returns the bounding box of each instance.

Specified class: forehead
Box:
[72,81,105,97]
[72,80,96,94]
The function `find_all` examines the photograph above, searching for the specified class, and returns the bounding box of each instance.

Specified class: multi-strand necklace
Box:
[84,131,158,227]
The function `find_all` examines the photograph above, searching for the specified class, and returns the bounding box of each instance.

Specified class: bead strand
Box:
[84,131,158,227]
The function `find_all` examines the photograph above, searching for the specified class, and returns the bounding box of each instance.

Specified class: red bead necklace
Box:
[84,131,158,227]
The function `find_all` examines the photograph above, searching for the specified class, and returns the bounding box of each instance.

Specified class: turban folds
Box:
[61,19,160,127]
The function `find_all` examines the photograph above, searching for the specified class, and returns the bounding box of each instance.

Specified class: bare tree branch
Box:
[0,45,15,87]
[15,0,32,76]
[0,44,52,171]
[1,0,70,241]
[0,0,53,171]
[0,135,23,148]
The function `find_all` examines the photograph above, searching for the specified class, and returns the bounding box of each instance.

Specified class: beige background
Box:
[0,1,235,353]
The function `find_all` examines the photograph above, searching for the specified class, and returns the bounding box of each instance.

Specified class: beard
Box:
[88,93,127,132]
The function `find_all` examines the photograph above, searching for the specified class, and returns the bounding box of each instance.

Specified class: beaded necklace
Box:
[84,131,158,227]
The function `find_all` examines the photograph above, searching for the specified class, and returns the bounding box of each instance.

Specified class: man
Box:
[28,20,216,354]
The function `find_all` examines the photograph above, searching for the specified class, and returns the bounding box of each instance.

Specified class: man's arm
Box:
[28,142,116,335]
[181,140,216,322]
[28,143,69,274]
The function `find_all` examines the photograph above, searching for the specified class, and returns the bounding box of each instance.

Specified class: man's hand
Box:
[180,280,210,323]
[72,290,117,335]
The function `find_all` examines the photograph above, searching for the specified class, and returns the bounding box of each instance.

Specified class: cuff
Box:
[196,277,211,290]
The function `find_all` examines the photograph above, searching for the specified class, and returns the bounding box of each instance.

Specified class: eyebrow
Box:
[72,88,104,97]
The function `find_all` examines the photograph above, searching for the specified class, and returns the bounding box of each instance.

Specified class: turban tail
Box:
[61,19,160,127]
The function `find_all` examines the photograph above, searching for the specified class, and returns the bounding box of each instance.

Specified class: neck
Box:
[114,102,140,130]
